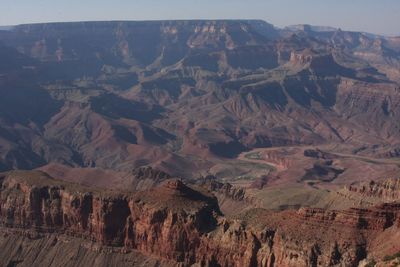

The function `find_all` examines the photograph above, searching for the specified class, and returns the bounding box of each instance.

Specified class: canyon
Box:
[0,20,400,266]
[1,171,400,267]
[0,20,399,177]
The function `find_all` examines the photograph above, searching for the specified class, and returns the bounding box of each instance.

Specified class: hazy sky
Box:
[1,0,399,35]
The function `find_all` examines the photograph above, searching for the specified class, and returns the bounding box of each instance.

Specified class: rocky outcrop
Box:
[261,150,292,170]
[130,166,173,191]
[0,171,219,249]
[196,175,247,201]
[132,166,172,181]
[296,203,400,230]
[195,175,263,215]
[290,49,316,65]
[347,178,400,202]
[0,228,173,267]
[1,171,400,266]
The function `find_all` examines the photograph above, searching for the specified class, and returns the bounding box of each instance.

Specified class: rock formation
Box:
[1,171,399,266]
[347,178,400,202]
[1,19,400,266]
[0,20,399,177]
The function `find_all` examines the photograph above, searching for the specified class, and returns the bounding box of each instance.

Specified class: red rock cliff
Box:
[1,171,400,267]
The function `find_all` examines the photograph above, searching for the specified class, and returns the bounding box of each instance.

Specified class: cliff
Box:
[347,178,400,202]
[1,171,400,266]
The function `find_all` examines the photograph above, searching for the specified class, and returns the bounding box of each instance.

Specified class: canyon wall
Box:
[1,171,400,266]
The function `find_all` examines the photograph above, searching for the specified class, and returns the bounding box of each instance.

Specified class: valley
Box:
[0,20,400,266]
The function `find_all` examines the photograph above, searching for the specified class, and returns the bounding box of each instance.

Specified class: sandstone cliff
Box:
[1,171,400,267]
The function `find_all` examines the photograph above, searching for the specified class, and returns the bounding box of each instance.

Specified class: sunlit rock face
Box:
[1,171,400,266]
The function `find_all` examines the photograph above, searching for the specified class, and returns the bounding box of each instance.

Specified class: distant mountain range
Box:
[0,20,399,176]
[286,24,338,32]
[0,25,14,31]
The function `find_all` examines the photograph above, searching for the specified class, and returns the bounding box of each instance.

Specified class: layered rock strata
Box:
[1,171,400,267]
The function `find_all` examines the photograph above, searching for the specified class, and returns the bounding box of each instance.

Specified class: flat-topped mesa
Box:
[4,20,277,63]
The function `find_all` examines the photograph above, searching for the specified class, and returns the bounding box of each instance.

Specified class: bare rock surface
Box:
[1,171,400,266]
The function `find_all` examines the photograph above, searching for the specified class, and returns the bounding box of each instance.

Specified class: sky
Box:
[0,0,399,36]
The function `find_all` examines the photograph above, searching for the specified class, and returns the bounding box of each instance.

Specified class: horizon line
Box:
[0,19,398,37]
